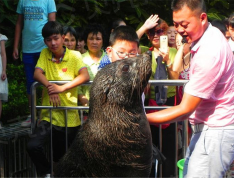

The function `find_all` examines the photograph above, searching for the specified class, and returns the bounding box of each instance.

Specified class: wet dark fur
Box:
[54,53,152,177]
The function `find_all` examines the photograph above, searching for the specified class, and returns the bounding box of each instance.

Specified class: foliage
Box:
[206,0,231,20]
[1,0,233,56]
[2,64,29,123]
[2,63,43,123]
[0,0,233,54]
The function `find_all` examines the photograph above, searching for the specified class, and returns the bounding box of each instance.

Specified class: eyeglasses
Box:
[111,47,138,59]
[148,29,164,36]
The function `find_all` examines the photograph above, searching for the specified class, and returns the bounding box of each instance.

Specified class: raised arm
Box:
[136,14,159,39]
[172,44,184,72]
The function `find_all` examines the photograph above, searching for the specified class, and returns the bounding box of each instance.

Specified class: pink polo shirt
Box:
[185,23,234,127]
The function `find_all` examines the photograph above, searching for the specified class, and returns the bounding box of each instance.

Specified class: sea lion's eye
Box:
[122,65,129,72]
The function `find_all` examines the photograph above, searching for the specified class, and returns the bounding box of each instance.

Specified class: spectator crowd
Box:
[1,0,234,177]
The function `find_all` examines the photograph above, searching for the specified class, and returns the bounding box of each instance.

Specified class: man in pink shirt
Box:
[147,0,234,177]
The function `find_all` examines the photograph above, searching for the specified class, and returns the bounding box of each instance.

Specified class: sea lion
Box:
[54,52,153,177]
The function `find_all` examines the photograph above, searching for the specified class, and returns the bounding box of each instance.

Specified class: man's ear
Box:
[200,13,207,25]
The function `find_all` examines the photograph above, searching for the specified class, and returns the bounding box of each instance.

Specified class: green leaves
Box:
[2,0,12,10]
[207,0,230,20]
[2,64,28,122]
[210,0,229,9]
[2,64,42,123]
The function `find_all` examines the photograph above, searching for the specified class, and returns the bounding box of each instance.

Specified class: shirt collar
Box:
[51,46,67,63]
[191,23,211,55]
[85,50,104,66]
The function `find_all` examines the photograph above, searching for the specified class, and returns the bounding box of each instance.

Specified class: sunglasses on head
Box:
[149,29,164,36]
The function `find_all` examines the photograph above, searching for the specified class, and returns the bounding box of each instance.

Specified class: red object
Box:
[149,47,154,51]
[62,68,67,72]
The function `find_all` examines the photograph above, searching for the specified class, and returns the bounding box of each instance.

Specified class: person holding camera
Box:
[140,17,179,177]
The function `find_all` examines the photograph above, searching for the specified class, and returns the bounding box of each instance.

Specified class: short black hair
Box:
[109,25,139,47]
[42,21,63,39]
[111,18,126,30]
[228,13,234,28]
[171,0,206,14]
[83,23,107,47]
[211,19,227,35]
[75,27,85,41]
[63,26,77,41]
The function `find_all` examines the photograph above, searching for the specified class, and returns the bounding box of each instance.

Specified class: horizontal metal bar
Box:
[36,106,172,110]
[36,106,89,110]
[149,79,189,86]
[32,79,189,87]
[32,80,93,86]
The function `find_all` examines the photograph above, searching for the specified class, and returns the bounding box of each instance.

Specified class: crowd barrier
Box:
[0,123,34,177]
[0,79,189,177]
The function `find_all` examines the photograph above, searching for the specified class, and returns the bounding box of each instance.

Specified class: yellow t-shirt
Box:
[36,47,86,127]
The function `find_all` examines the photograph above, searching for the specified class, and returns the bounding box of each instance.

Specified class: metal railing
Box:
[0,123,34,177]
[0,79,189,177]
[30,79,189,177]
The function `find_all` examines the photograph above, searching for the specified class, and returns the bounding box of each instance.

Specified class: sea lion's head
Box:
[90,52,152,107]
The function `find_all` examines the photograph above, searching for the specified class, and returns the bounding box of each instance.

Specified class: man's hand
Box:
[136,14,159,39]
[49,93,61,107]
[158,47,170,65]
[13,48,19,60]
[47,83,65,95]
